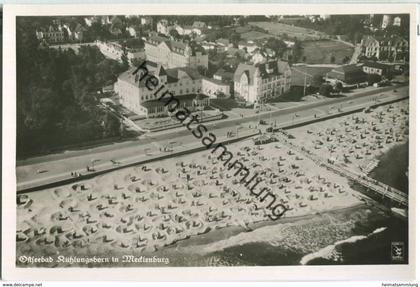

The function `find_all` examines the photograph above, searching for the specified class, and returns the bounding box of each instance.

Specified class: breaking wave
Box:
[299,227,387,265]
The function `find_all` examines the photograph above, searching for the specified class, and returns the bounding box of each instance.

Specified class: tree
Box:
[216,91,227,99]
[265,37,287,58]
[131,57,145,68]
[121,46,129,70]
[333,81,343,94]
[169,29,180,40]
[311,74,324,88]
[291,40,303,63]
[367,73,382,85]
[229,32,241,48]
[103,113,121,137]
[319,83,333,97]
[196,65,208,77]
[16,18,128,157]
[342,56,350,64]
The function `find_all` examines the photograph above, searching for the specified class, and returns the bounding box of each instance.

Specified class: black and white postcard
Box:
[2,3,417,282]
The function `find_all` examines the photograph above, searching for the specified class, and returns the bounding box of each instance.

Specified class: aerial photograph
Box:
[15,13,410,267]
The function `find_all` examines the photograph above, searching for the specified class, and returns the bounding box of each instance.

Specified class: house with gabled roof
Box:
[144,34,208,69]
[361,34,408,61]
[234,60,291,104]
[114,61,227,117]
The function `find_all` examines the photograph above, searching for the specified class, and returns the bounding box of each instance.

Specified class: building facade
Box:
[114,61,226,117]
[97,41,145,64]
[144,35,208,69]
[156,19,174,36]
[361,35,409,61]
[35,26,65,43]
[233,60,291,104]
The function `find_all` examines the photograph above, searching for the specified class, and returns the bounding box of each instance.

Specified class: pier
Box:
[278,135,408,208]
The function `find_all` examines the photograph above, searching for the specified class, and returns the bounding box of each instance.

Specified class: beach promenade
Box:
[17,85,408,193]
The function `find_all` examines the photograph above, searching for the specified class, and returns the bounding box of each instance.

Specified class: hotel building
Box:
[114,61,228,117]
[144,35,208,69]
[233,60,291,104]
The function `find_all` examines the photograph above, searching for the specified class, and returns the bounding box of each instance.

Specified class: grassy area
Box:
[240,30,273,41]
[248,21,329,41]
[211,98,242,111]
[266,88,306,103]
[300,40,354,64]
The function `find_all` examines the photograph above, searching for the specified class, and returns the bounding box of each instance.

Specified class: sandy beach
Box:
[16,100,409,266]
[289,99,409,176]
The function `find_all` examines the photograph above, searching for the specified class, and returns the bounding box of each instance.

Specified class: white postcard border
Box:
[2,3,417,281]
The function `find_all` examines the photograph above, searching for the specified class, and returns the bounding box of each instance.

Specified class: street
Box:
[17,84,409,191]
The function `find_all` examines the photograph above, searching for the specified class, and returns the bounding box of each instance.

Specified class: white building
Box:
[234,60,291,104]
[35,25,65,43]
[114,61,227,117]
[157,19,174,36]
[127,26,138,37]
[97,41,145,64]
[141,16,153,26]
[145,35,208,69]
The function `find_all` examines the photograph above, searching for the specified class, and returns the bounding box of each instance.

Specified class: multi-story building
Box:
[35,25,65,43]
[144,35,208,69]
[156,19,174,36]
[233,60,291,104]
[97,41,145,64]
[114,61,228,117]
[361,35,409,61]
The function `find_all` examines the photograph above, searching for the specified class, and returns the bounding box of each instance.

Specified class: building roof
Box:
[118,61,167,87]
[326,64,367,84]
[234,60,290,85]
[118,62,204,87]
[165,67,203,82]
[213,67,234,81]
[147,35,205,56]
[37,25,63,33]
[216,38,230,46]
[362,61,391,70]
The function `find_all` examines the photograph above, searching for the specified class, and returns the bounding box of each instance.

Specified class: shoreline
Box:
[16,201,368,267]
[171,202,367,250]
